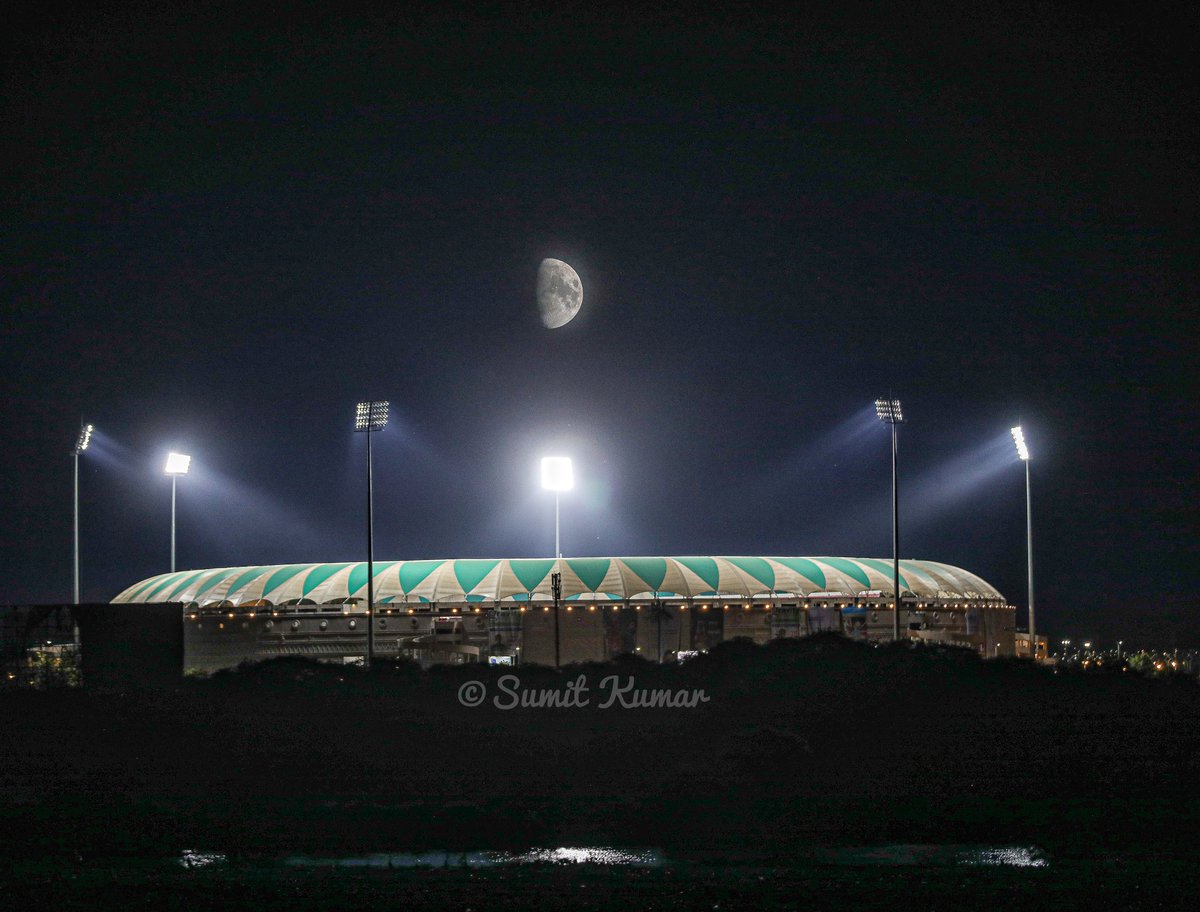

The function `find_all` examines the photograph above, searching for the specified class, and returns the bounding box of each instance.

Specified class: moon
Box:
[537,258,583,328]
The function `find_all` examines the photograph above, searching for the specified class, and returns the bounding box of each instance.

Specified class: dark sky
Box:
[2,3,1196,647]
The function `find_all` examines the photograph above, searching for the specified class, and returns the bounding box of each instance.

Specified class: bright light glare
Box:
[354,400,389,432]
[165,452,192,475]
[75,423,94,453]
[541,456,574,491]
[1011,426,1030,460]
[875,398,903,423]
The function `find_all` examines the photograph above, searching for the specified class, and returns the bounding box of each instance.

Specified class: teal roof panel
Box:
[111,556,1004,606]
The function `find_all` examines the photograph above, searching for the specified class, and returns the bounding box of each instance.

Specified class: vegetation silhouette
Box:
[1,635,1196,859]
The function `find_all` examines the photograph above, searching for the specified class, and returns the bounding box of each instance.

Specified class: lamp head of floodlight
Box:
[875,398,904,424]
[164,452,191,475]
[541,456,574,492]
[1011,426,1030,461]
[354,400,389,432]
[74,424,93,453]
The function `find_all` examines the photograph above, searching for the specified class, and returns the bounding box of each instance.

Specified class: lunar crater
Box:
[537,258,583,328]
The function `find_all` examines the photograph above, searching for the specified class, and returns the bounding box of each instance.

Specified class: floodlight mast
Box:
[164,452,191,573]
[1012,426,1034,655]
[354,400,389,669]
[72,423,93,605]
[540,457,574,558]
[551,571,562,669]
[875,398,904,641]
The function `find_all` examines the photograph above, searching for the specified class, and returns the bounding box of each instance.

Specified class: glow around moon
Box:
[537,258,583,328]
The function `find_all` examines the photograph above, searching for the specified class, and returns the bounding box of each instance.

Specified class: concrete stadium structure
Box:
[113,557,1016,672]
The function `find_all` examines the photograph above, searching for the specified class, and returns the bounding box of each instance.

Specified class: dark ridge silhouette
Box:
[1,636,1196,859]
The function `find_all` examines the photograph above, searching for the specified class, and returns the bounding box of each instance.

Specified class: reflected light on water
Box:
[179,850,228,868]
[960,846,1048,868]
[194,844,1042,871]
[283,847,662,869]
[515,847,659,865]
[824,844,1049,868]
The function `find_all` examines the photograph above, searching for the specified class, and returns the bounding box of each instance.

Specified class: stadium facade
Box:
[112,556,1016,672]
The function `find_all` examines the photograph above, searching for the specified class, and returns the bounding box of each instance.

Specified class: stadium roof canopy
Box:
[112,557,1005,606]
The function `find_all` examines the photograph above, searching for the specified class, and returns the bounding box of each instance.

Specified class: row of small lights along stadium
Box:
[188,597,1003,624]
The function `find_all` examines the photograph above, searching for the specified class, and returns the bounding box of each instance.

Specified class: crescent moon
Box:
[537,258,583,329]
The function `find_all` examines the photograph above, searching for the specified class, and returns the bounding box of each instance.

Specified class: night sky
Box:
[3,4,1196,646]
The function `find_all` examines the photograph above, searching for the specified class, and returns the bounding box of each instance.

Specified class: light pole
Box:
[541,457,574,558]
[164,452,191,573]
[355,400,389,670]
[875,398,904,641]
[551,571,562,669]
[73,423,93,604]
[655,597,663,664]
[1011,426,1035,656]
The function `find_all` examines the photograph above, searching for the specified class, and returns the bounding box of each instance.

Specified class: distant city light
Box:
[1011,426,1030,461]
[540,456,574,492]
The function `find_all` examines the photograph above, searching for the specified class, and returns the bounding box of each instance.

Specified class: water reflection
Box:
[820,844,1048,868]
[283,847,663,868]
[960,846,1048,868]
[518,847,660,865]
[183,844,1045,871]
[179,850,228,868]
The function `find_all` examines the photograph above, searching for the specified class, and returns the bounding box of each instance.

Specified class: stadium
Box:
[112,556,1016,672]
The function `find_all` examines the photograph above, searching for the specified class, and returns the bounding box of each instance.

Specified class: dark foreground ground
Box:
[3,851,1198,910]
[2,636,1198,907]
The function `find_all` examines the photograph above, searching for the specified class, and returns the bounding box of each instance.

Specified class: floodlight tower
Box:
[551,571,562,669]
[355,400,389,669]
[1011,426,1035,655]
[541,457,574,558]
[164,452,191,573]
[72,423,93,604]
[875,398,904,641]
